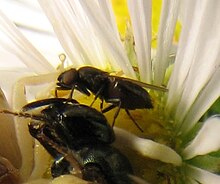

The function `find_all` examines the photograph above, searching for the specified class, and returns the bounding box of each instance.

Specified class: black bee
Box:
[57,66,167,131]
[1,98,133,183]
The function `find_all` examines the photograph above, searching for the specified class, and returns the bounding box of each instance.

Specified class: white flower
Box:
[0,0,220,183]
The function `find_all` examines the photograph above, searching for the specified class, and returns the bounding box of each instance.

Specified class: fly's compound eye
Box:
[58,69,78,86]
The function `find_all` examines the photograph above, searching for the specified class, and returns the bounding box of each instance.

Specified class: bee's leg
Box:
[125,109,143,132]
[51,156,71,178]
[30,123,83,179]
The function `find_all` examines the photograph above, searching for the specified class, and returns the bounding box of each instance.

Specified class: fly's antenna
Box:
[0,110,45,122]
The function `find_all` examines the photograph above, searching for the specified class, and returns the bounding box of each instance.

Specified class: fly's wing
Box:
[114,78,153,109]
[115,76,168,92]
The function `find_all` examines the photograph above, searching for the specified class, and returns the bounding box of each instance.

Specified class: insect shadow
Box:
[0,98,134,184]
[57,66,168,132]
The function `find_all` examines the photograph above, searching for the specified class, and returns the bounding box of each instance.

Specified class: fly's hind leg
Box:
[90,85,105,107]
[101,99,121,128]
[102,98,144,132]
[125,109,143,132]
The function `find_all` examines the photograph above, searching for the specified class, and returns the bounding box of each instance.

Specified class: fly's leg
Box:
[101,104,117,113]
[125,109,143,132]
[90,85,105,107]
[100,99,104,111]
[69,86,75,99]
[102,98,144,132]
[101,99,121,128]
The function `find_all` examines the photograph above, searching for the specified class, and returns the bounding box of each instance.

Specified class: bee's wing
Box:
[119,77,168,92]
[21,98,78,112]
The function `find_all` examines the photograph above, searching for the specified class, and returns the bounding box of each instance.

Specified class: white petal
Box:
[39,0,105,67]
[38,0,90,67]
[29,140,51,180]
[182,116,220,160]
[127,0,152,83]
[13,117,33,181]
[0,0,53,34]
[167,0,207,112]
[12,72,58,110]
[167,0,220,124]
[179,68,220,135]
[114,127,182,166]
[153,0,180,85]
[0,10,55,74]
[98,0,120,40]
[0,88,21,168]
[174,1,220,128]
[11,72,58,180]
[74,0,136,78]
[186,164,220,184]
[0,2,62,69]
[20,29,64,68]
[39,0,136,78]
[0,68,32,103]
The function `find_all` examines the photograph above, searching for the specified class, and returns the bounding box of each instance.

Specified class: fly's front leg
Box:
[100,99,104,111]
[69,86,75,99]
